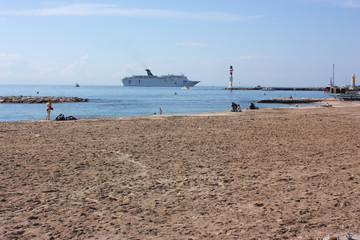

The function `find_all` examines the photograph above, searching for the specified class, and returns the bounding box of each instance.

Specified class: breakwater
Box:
[224,87,324,91]
[0,96,88,103]
[257,98,323,104]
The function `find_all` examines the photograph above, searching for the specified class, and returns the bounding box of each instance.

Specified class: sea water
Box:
[0,85,329,122]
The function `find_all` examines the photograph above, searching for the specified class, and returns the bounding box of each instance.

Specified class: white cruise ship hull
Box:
[122,77,199,87]
[122,69,199,87]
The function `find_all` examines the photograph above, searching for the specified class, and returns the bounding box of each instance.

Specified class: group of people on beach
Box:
[231,102,242,112]
[231,102,259,112]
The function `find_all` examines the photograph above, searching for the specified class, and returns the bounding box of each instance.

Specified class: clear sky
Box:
[0,0,359,87]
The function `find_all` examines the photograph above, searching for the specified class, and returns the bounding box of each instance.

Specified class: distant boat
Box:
[122,69,200,87]
[181,86,190,90]
[75,83,80,87]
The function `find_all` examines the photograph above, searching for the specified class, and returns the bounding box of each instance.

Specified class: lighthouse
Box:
[228,65,233,88]
[351,73,356,89]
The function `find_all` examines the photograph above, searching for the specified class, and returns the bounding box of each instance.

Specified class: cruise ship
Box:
[122,69,200,87]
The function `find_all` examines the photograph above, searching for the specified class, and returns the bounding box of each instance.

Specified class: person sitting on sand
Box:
[249,103,258,110]
[236,104,241,112]
[231,102,237,112]
[46,100,53,120]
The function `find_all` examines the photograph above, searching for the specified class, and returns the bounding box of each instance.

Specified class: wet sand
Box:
[1,100,359,239]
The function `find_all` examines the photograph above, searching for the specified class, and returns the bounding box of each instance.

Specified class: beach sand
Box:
[1,100,359,239]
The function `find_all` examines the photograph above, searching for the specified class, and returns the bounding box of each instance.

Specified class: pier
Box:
[224,87,324,91]
[0,96,88,103]
[256,98,323,104]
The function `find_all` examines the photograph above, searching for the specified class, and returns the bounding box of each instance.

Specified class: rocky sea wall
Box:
[0,96,88,103]
[256,98,323,104]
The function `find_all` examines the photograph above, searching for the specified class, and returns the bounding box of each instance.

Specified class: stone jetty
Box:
[224,87,324,91]
[0,96,88,103]
[256,98,323,104]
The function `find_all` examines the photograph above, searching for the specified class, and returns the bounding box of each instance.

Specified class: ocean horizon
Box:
[0,84,330,122]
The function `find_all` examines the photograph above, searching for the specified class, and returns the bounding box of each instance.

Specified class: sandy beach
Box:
[1,100,359,239]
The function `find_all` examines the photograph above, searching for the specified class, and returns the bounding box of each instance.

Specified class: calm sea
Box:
[0,85,330,122]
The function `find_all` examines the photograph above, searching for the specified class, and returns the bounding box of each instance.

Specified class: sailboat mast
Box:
[332,64,335,86]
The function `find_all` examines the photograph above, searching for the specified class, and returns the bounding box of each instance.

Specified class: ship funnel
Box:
[145,69,153,76]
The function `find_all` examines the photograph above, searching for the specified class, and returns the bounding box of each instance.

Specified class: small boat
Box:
[75,83,80,87]
[181,86,190,90]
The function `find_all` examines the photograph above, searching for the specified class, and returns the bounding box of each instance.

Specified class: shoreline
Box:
[1,99,359,239]
[0,98,346,123]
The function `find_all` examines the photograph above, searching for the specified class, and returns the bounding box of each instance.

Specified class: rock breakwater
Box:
[0,96,88,103]
[256,98,323,104]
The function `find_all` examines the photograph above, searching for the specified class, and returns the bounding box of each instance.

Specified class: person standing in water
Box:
[46,100,53,120]
[159,108,162,115]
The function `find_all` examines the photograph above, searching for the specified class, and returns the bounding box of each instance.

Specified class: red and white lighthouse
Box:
[228,65,233,88]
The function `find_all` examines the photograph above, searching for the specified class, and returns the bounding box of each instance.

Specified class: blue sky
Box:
[0,0,359,87]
